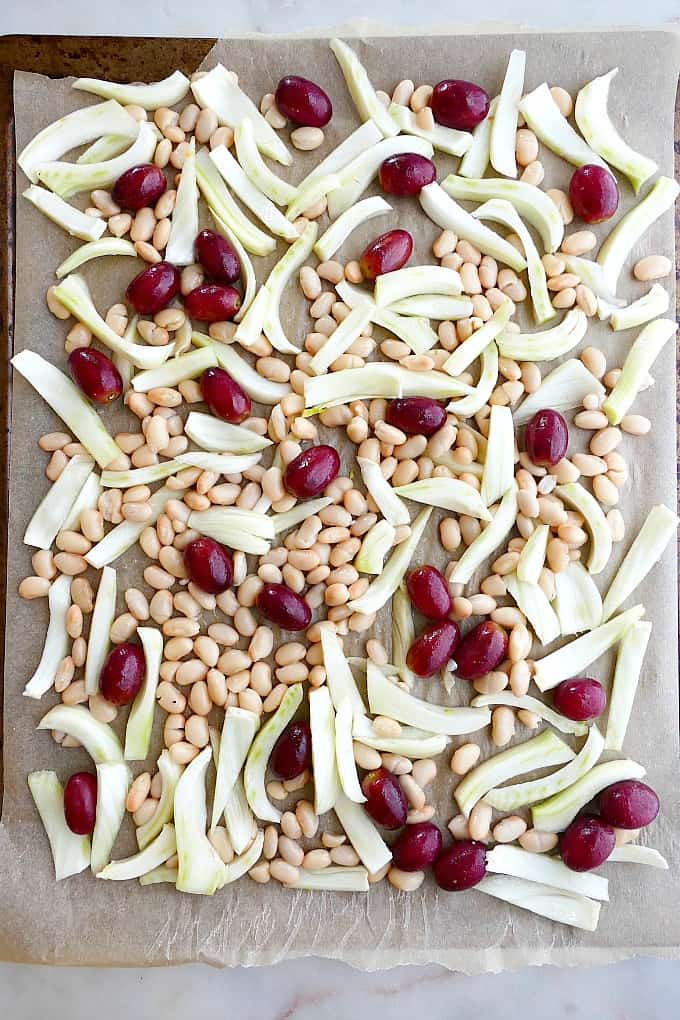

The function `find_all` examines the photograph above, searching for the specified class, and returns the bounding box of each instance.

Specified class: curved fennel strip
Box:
[373,307,439,354]
[560,256,622,307]
[484,725,604,812]
[602,504,679,622]
[188,507,273,556]
[37,704,124,763]
[244,684,304,823]
[86,485,182,568]
[28,772,90,880]
[516,523,549,584]
[24,185,106,242]
[211,212,256,321]
[191,64,291,165]
[136,750,183,849]
[63,472,102,532]
[290,866,369,892]
[470,693,588,737]
[597,176,680,292]
[486,845,609,901]
[472,198,554,324]
[131,346,217,392]
[84,566,116,695]
[443,299,513,377]
[74,69,189,109]
[303,120,384,189]
[555,482,611,575]
[481,405,514,508]
[532,759,646,834]
[174,746,227,895]
[211,707,259,832]
[320,626,366,716]
[209,145,299,243]
[451,484,517,585]
[101,461,183,488]
[24,454,94,549]
[56,236,136,278]
[519,82,605,169]
[513,359,604,427]
[490,49,525,178]
[286,173,341,223]
[91,761,131,875]
[98,825,177,881]
[334,790,392,874]
[392,584,416,689]
[53,275,175,370]
[12,350,121,469]
[575,69,657,193]
[352,714,448,759]
[184,411,272,455]
[195,147,275,256]
[478,874,601,932]
[367,662,490,737]
[603,319,677,426]
[329,37,399,139]
[235,118,297,206]
[217,830,265,888]
[23,575,71,699]
[178,451,262,475]
[327,136,433,219]
[348,508,431,616]
[420,182,526,272]
[263,222,319,353]
[36,121,156,198]
[605,621,651,752]
[310,686,340,814]
[443,174,564,255]
[553,561,603,636]
[233,284,270,350]
[533,604,645,693]
[336,699,365,802]
[389,295,472,320]
[459,96,497,179]
[393,477,492,521]
[608,845,668,869]
[447,342,499,420]
[112,313,137,395]
[608,284,670,331]
[271,498,333,536]
[124,627,163,761]
[389,102,472,156]
[400,371,473,402]
[314,196,391,261]
[304,364,402,412]
[504,572,560,646]
[165,137,198,265]
[354,519,395,573]
[454,728,574,817]
[374,265,462,306]
[78,133,134,164]
[139,864,178,886]
[357,456,410,527]
[191,332,289,404]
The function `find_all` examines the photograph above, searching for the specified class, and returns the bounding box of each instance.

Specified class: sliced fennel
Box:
[555,482,612,575]
[184,410,272,454]
[443,299,513,377]
[608,284,670,331]
[131,346,216,393]
[486,845,609,901]
[139,865,179,886]
[554,561,603,636]
[271,497,333,536]
[367,661,490,737]
[211,211,256,320]
[597,176,680,292]
[56,236,136,278]
[481,405,514,507]
[174,746,226,895]
[191,64,291,165]
[519,82,605,169]
[77,133,134,164]
[390,102,471,155]
[195,147,275,256]
[235,118,297,206]
[314,195,391,261]
[286,172,341,223]
[484,724,604,812]
[210,145,299,242]
[447,341,500,418]
[608,845,668,869]
[392,583,416,689]
[329,37,399,139]
[12,349,121,469]
[99,824,176,881]
[355,519,395,574]
[218,829,265,888]
[188,506,274,555]
[320,626,366,716]
[459,96,497,179]
[192,331,290,404]
[374,265,462,306]
[53,274,174,370]
[37,704,124,762]
[84,566,116,696]
[327,136,433,219]
[333,790,392,874]
[420,182,526,271]
[165,136,198,265]
[91,761,131,874]
[263,222,319,353]
[37,121,156,199]
[451,484,517,585]
[454,728,574,817]
[605,621,651,752]
[470,692,588,737]
[309,686,340,815]
[373,307,439,355]
[24,185,106,242]
[562,255,622,306]
[575,69,657,193]
[399,369,473,401]
[19,99,137,183]
[516,523,549,584]
[112,313,137,394]
[290,866,369,892]
[244,684,304,823]
[23,575,71,700]
[352,713,447,759]
[304,363,402,411]
[490,48,525,177]
[478,874,601,931]
[347,508,431,616]
[177,451,262,475]
[62,472,102,532]
[101,461,183,488]
[310,303,375,375]
[357,456,410,527]
[498,308,587,362]
[602,503,678,621]
[124,627,162,761]
[212,707,259,832]
[223,776,255,856]
[28,771,90,880]
[74,69,189,108]
[603,319,677,425]
[514,359,604,427]
[86,484,181,568]
[532,759,646,833]
[393,477,491,520]
[301,121,383,193]
[24,454,94,549]
[137,750,183,850]
[232,282,270,350]
[389,295,472,320]
[505,572,560,646]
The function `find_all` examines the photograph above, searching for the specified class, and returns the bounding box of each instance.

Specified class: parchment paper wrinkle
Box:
[2,28,679,970]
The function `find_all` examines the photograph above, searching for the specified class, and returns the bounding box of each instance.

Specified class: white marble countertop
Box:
[2,3,679,1015]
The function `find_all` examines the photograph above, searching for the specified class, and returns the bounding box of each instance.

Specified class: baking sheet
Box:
[1,29,679,970]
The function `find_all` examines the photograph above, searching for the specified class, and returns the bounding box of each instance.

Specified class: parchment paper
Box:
[2,29,679,971]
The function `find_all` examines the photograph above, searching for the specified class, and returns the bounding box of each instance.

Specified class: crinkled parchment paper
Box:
[2,28,679,970]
